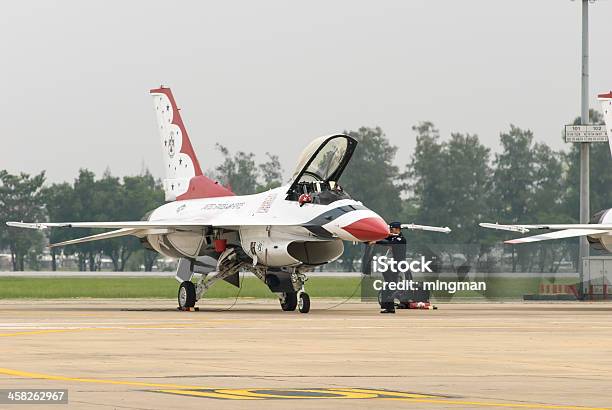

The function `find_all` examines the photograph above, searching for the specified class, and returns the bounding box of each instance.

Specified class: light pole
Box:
[578,0,590,299]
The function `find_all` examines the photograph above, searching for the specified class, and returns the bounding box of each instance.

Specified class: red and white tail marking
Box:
[150,86,233,201]
[597,91,612,157]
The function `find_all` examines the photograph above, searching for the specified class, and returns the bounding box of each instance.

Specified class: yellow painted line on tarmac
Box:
[0,367,212,390]
[297,389,379,399]
[113,323,194,329]
[0,323,194,337]
[1,367,609,409]
[384,397,612,410]
[158,389,262,400]
[0,329,77,337]
[214,388,378,399]
[157,388,611,409]
[330,387,436,398]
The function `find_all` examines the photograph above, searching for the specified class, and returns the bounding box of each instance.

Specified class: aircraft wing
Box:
[6,221,207,230]
[503,228,609,244]
[6,220,211,248]
[480,222,612,233]
[480,222,612,244]
[48,228,143,248]
[6,218,334,248]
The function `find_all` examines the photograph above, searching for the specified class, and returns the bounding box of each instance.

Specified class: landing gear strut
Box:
[178,281,196,309]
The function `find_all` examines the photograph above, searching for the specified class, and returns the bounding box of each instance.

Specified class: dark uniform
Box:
[375,232,407,261]
[373,222,406,313]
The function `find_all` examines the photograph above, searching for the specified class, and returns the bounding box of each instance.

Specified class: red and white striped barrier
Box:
[538,284,578,297]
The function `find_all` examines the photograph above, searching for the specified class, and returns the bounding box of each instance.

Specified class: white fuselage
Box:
[144,184,386,266]
[149,185,374,232]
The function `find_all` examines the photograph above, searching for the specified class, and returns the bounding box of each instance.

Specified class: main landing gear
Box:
[175,256,314,313]
[280,292,297,311]
[176,250,244,310]
[279,291,310,313]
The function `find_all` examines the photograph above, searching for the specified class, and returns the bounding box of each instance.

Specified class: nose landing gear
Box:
[298,292,310,313]
[178,281,196,309]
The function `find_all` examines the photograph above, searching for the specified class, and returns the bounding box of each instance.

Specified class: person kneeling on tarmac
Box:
[369,221,406,314]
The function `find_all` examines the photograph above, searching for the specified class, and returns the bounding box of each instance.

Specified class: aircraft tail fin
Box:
[597,91,612,157]
[150,86,233,201]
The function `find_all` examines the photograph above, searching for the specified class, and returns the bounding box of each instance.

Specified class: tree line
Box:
[0,114,610,271]
[0,170,164,271]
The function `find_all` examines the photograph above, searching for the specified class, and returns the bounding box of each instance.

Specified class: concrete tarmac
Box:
[0,299,611,409]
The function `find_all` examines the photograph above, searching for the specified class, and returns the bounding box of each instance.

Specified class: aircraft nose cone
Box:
[342,217,390,241]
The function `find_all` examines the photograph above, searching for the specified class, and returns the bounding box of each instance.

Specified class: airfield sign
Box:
[564,124,609,143]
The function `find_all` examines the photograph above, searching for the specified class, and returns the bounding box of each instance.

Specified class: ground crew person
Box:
[369,221,406,314]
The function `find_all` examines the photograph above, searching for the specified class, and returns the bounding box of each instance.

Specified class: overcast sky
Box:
[1,0,611,183]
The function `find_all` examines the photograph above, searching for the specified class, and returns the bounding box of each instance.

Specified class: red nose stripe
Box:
[342,217,390,241]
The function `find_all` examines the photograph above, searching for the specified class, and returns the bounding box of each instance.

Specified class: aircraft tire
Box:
[178,281,196,308]
[280,292,297,311]
[298,292,310,313]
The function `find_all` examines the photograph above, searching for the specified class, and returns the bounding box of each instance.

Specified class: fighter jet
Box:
[480,91,612,253]
[7,87,449,312]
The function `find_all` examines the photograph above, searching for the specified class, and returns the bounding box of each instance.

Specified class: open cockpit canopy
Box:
[287,134,357,204]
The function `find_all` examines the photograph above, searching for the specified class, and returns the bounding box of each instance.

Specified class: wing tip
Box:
[6,221,45,230]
